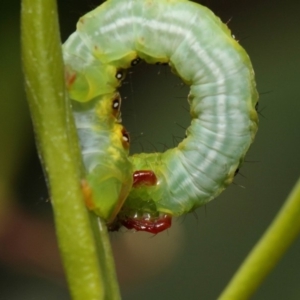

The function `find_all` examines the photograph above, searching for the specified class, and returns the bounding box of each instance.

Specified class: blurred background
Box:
[0,0,299,299]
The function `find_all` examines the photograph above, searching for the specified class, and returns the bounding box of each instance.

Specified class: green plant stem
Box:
[21,0,120,299]
[218,178,300,300]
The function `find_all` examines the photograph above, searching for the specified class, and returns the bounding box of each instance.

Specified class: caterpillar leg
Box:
[120,213,172,234]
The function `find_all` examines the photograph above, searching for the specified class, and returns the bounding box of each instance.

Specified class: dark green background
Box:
[1,0,299,299]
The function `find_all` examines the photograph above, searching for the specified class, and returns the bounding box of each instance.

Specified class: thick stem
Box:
[21,0,121,299]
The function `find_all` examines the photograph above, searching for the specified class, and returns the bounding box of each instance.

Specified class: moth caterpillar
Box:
[63,0,258,233]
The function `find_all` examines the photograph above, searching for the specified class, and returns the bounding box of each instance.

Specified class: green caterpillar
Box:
[63,0,258,233]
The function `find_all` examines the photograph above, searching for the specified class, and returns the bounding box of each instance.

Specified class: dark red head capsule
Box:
[121,213,172,234]
[133,170,157,187]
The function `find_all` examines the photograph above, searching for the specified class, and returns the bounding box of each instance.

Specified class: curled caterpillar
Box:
[63,0,258,233]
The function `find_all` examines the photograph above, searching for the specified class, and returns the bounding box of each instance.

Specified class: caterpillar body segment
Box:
[70,93,133,222]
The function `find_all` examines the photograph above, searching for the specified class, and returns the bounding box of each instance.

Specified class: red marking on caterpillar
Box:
[65,68,77,89]
[133,170,157,187]
[121,213,172,234]
[81,179,95,210]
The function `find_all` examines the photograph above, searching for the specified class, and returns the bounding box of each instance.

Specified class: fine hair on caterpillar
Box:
[63,0,258,234]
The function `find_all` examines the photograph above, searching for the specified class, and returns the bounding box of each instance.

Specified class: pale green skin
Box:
[63,0,258,221]
[71,96,133,222]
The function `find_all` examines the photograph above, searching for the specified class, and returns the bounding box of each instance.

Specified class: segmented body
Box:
[63,0,258,233]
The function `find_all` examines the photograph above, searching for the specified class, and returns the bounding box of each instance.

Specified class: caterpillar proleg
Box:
[63,0,258,233]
